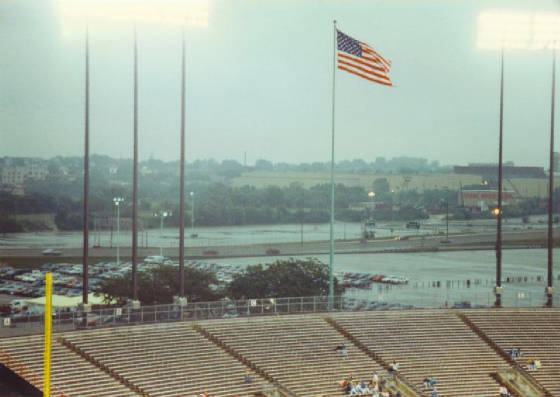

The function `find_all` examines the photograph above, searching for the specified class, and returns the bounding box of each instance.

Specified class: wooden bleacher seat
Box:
[199,314,386,397]
[332,310,513,397]
[464,308,560,396]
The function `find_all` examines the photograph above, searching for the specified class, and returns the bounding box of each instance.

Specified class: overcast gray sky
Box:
[1,0,559,166]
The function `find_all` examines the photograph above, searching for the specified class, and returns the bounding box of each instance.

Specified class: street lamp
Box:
[112,197,124,266]
[367,191,375,216]
[492,207,502,217]
[154,210,172,256]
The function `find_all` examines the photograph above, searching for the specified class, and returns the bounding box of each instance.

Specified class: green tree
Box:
[227,258,343,299]
[98,265,221,305]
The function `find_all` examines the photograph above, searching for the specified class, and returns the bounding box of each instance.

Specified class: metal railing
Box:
[2,291,559,336]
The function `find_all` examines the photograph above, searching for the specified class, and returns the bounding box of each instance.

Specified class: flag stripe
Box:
[338,58,391,83]
[338,53,389,74]
[338,65,393,86]
[360,43,391,67]
[336,29,393,86]
[361,54,390,71]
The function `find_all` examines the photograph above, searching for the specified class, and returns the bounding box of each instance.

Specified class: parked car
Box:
[42,248,62,256]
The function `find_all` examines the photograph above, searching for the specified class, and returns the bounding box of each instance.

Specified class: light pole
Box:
[113,197,124,266]
[155,210,172,256]
[478,9,560,307]
[190,191,195,231]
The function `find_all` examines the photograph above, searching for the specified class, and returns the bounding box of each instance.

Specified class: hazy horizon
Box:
[1,0,560,168]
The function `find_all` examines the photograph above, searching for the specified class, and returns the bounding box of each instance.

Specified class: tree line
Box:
[98,258,343,306]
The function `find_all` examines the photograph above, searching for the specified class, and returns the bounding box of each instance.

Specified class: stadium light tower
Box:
[478,10,560,307]
[56,0,209,39]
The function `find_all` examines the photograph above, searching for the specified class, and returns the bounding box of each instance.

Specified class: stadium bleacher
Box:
[198,315,387,397]
[0,308,559,397]
[464,309,560,396]
[332,310,514,397]
[60,322,267,397]
[0,334,139,397]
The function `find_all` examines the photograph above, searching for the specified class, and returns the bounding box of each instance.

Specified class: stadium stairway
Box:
[192,323,295,397]
[323,316,423,397]
[463,309,560,397]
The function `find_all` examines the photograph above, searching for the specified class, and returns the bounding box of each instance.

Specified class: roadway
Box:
[0,228,554,263]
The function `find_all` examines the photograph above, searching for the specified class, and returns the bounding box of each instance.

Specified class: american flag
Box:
[337,30,393,86]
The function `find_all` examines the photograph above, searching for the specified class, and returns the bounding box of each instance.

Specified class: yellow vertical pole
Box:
[43,273,52,397]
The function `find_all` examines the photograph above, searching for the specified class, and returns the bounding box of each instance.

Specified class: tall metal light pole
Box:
[82,27,90,306]
[113,197,124,266]
[547,48,556,308]
[179,28,186,298]
[495,48,505,308]
[131,26,139,303]
[477,10,560,308]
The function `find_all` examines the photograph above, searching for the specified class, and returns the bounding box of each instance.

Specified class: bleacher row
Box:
[0,308,558,397]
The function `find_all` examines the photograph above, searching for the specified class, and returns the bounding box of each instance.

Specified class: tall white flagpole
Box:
[329,20,337,309]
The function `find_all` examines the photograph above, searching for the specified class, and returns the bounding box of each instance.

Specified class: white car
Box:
[144,255,166,264]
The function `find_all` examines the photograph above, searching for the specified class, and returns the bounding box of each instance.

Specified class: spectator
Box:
[335,344,348,357]
[527,359,540,371]
[244,370,252,384]
[388,360,400,376]
[499,385,512,397]
[509,348,523,358]
[535,359,542,369]
[431,387,439,397]
[423,377,437,388]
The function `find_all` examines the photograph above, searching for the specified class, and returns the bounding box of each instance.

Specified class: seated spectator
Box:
[423,377,437,388]
[371,381,379,394]
[372,373,379,384]
[244,370,252,384]
[499,385,512,397]
[509,348,524,358]
[535,359,542,369]
[431,387,439,397]
[343,380,352,395]
[527,359,537,371]
[388,360,400,376]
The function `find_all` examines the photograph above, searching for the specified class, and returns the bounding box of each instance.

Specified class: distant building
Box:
[1,164,48,185]
[459,189,516,211]
[454,163,546,179]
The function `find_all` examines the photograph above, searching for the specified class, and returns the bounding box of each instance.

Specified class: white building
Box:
[1,164,48,185]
